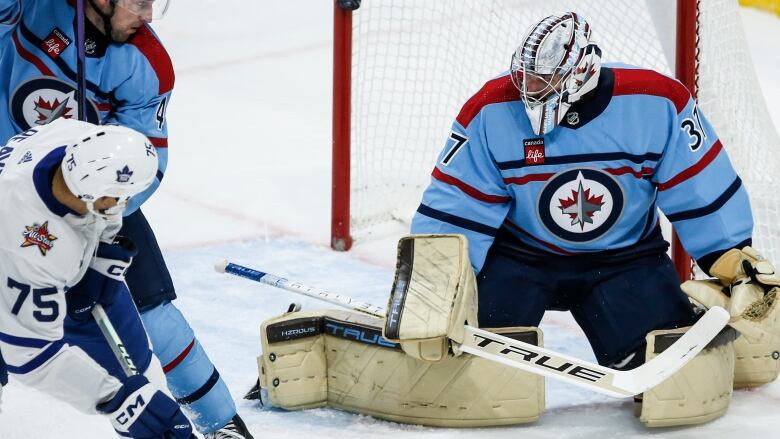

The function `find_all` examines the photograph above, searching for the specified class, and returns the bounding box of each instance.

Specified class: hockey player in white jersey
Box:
[0,118,195,438]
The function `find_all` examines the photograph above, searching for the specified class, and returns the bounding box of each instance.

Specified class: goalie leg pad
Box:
[638,325,737,427]
[383,235,478,362]
[733,332,780,388]
[258,308,544,427]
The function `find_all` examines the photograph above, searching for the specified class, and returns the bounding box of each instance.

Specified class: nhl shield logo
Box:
[537,168,624,243]
[10,76,100,131]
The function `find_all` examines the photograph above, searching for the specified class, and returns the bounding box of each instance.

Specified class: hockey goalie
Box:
[250,12,780,428]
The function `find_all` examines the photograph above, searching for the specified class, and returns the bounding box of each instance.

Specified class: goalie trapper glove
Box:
[66,237,138,321]
[97,375,195,439]
[682,246,780,340]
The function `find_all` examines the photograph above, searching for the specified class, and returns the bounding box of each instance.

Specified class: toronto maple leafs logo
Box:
[538,169,624,243]
[116,165,134,183]
[20,221,58,256]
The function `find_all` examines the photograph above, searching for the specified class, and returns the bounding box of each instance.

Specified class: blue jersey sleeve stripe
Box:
[0,331,52,348]
[5,341,65,374]
[417,204,499,237]
[665,176,742,222]
[432,167,509,203]
[656,139,723,190]
[497,151,662,170]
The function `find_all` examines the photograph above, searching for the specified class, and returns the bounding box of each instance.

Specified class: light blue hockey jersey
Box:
[0,0,173,214]
[411,65,752,273]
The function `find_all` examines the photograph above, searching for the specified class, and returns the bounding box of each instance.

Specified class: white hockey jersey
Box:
[0,118,122,412]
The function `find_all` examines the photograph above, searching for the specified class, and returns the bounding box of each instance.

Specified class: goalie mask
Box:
[61,125,158,218]
[510,12,602,135]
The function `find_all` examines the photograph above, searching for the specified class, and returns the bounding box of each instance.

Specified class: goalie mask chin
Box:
[510,12,602,135]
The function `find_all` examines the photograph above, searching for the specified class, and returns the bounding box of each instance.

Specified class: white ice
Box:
[1,2,779,438]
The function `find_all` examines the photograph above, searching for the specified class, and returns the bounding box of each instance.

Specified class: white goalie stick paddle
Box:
[216,259,730,398]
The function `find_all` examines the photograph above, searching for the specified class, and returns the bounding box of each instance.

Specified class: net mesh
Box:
[346,0,780,264]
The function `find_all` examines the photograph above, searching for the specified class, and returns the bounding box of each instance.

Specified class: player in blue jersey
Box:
[411,12,780,422]
[0,1,252,437]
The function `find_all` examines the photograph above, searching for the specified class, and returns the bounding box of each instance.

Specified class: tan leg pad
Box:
[733,331,780,388]
[638,325,737,427]
[258,308,544,427]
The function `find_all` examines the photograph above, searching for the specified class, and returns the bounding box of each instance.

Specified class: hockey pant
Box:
[140,301,236,434]
[477,246,697,367]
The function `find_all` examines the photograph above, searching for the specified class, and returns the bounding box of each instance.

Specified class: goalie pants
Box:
[477,228,697,367]
[121,209,237,434]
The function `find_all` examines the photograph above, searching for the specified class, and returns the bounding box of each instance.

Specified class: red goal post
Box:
[332,0,780,282]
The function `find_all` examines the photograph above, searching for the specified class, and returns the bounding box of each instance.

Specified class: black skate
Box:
[204,414,254,439]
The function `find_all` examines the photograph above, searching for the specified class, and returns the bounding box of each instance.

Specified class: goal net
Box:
[332,0,780,273]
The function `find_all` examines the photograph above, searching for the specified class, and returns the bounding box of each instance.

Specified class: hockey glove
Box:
[681,246,780,340]
[66,237,138,321]
[97,375,194,439]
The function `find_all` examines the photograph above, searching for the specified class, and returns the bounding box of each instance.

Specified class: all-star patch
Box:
[21,221,58,256]
[524,138,545,165]
[40,28,71,59]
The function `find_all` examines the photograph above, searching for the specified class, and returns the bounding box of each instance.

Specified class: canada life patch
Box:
[40,28,71,59]
[20,221,58,256]
[537,168,624,243]
[524,138,545,165]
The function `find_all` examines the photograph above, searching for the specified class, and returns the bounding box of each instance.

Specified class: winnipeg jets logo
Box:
[10,77,99,131]
[21,221,58,256]
[538,169,624,243]
[116,165,134,183]
[33,96,73,124]
[558,179,604,230]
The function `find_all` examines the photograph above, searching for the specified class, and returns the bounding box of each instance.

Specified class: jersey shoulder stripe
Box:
[456,74,520,128]
[612,67,690,113]
[129,25,175,94]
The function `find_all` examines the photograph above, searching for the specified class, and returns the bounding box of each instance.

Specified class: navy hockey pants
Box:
[477,248,697,367]
[121,209,176,309]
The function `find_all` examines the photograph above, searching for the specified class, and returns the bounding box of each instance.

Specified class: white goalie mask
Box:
[510,12,602,135]
[61,125,158,218]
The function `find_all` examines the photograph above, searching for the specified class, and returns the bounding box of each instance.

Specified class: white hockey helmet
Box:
[61,124,158,216]
[510,12,602,135]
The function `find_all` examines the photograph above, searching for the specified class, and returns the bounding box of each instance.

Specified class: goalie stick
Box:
[215,260,729,398]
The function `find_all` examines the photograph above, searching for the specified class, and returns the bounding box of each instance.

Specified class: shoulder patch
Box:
[456,75,521,128]
[129,26,175,95]
[611,68,690,113]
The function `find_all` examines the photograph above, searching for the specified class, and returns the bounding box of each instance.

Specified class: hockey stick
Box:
[92,304,139,377]
[216,260,730,398]
[75,0,87,121]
